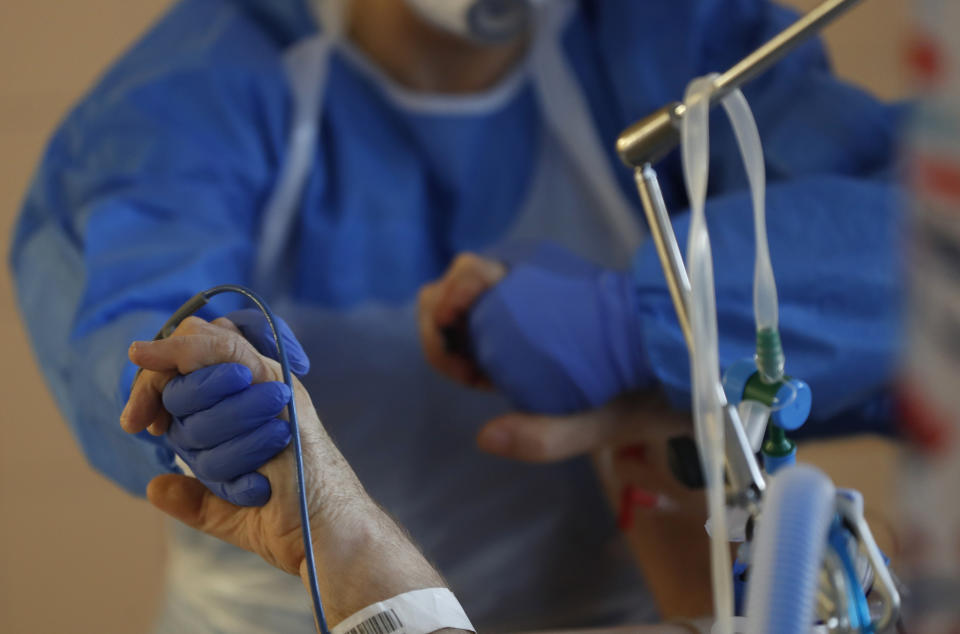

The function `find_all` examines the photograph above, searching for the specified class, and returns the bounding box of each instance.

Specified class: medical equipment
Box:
[615,0,901,631]
[682,74,735,633]
[147,285,333,634]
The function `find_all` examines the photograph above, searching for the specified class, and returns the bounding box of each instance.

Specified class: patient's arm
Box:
[122,316,466,629]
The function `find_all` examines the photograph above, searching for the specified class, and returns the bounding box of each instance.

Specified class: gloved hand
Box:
[469,246,652,414]
[124,316,450,611]
[225,308,311,376]
[159,309,310,506]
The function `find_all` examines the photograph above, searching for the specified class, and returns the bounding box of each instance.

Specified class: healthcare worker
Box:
[9,0,903,631]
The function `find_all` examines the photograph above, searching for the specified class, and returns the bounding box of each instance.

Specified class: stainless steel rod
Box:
[635,165,693,347]
[723,395,767,499]
[617,0,865,167]
[713,0,865,99]
[634,166,766,498]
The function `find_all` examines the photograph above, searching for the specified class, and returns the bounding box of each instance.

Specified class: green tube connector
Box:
[755,327,785,384]
[743,372,784,408]
[762,424,794,458]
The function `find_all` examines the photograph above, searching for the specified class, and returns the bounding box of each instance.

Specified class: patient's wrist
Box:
[300,503,448,626]
[290,397,448,623]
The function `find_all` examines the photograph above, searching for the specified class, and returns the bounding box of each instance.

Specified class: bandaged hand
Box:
[420,244,687,472]
[120,316,447,625]
[420,243,652,414]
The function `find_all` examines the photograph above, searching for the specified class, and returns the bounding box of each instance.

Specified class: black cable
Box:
[152,285,331,634]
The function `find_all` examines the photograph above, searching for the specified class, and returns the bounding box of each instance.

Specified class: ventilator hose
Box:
[745,464,835,634]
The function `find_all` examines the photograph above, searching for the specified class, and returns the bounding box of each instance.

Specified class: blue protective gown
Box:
[10,0,904,631]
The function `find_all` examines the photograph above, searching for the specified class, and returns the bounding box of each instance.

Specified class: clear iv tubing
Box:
[151,285,331,634]
[720,92,778,332]
[682,75,734,634]
[720,88,784,384]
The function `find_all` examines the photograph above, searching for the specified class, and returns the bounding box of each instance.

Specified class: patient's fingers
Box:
[121,317,278,435]
[119,367,177,434]
[476,410,626,463]
[147,474,255,554]
[211,316,243,335]
[131,332,271,381]
[476,393,690,463]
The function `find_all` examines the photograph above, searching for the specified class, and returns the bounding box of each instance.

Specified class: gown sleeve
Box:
[8,0,294,495]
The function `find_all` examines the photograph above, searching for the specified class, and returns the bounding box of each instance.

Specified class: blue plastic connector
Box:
[771,379,812,431]
[722,358,758,405]
[763,446,797,474]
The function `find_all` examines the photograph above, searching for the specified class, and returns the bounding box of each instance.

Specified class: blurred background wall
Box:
[0,1,910,632]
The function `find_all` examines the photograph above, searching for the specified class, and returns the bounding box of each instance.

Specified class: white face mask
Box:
[404,0,537,43]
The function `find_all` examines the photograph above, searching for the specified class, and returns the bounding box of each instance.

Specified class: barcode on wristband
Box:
[344,609,403,634]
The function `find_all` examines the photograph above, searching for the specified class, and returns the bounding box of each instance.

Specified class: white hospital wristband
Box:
[331,588,475,634]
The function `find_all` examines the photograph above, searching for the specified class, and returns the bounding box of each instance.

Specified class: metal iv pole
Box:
[614,0,867,508]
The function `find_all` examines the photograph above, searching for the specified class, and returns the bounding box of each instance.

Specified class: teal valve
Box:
[723,358,812,429]
[744,374,811,432]
[761,424,796,474]
[721,357,812,476]
[743,373,810,474]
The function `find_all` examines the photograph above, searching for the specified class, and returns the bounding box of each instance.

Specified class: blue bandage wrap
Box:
[470,246,651,414]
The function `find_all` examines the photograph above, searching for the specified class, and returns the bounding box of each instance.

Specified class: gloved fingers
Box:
[225,308,311,377]
[476,392,689,463]
[124,317,281,435]
[418,280,487,387]
[183,417,291,482]
[434,252,507,326]
[134,316,277,381]
[168,382,292,449]
[200,472,273,507]
[162,363,253,418]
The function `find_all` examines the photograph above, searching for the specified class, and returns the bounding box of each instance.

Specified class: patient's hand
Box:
[121,316,448,626]
[419,248,697,505]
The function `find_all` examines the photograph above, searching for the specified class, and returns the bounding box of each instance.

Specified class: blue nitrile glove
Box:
[225,309,311,376]
[470,246,652,414]
[159,310,310,506]
[163,364,293,506]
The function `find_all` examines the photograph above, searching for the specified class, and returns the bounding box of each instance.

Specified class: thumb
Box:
[476,410,626,463]
[147,474,251,552]
[475,392,689,463]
